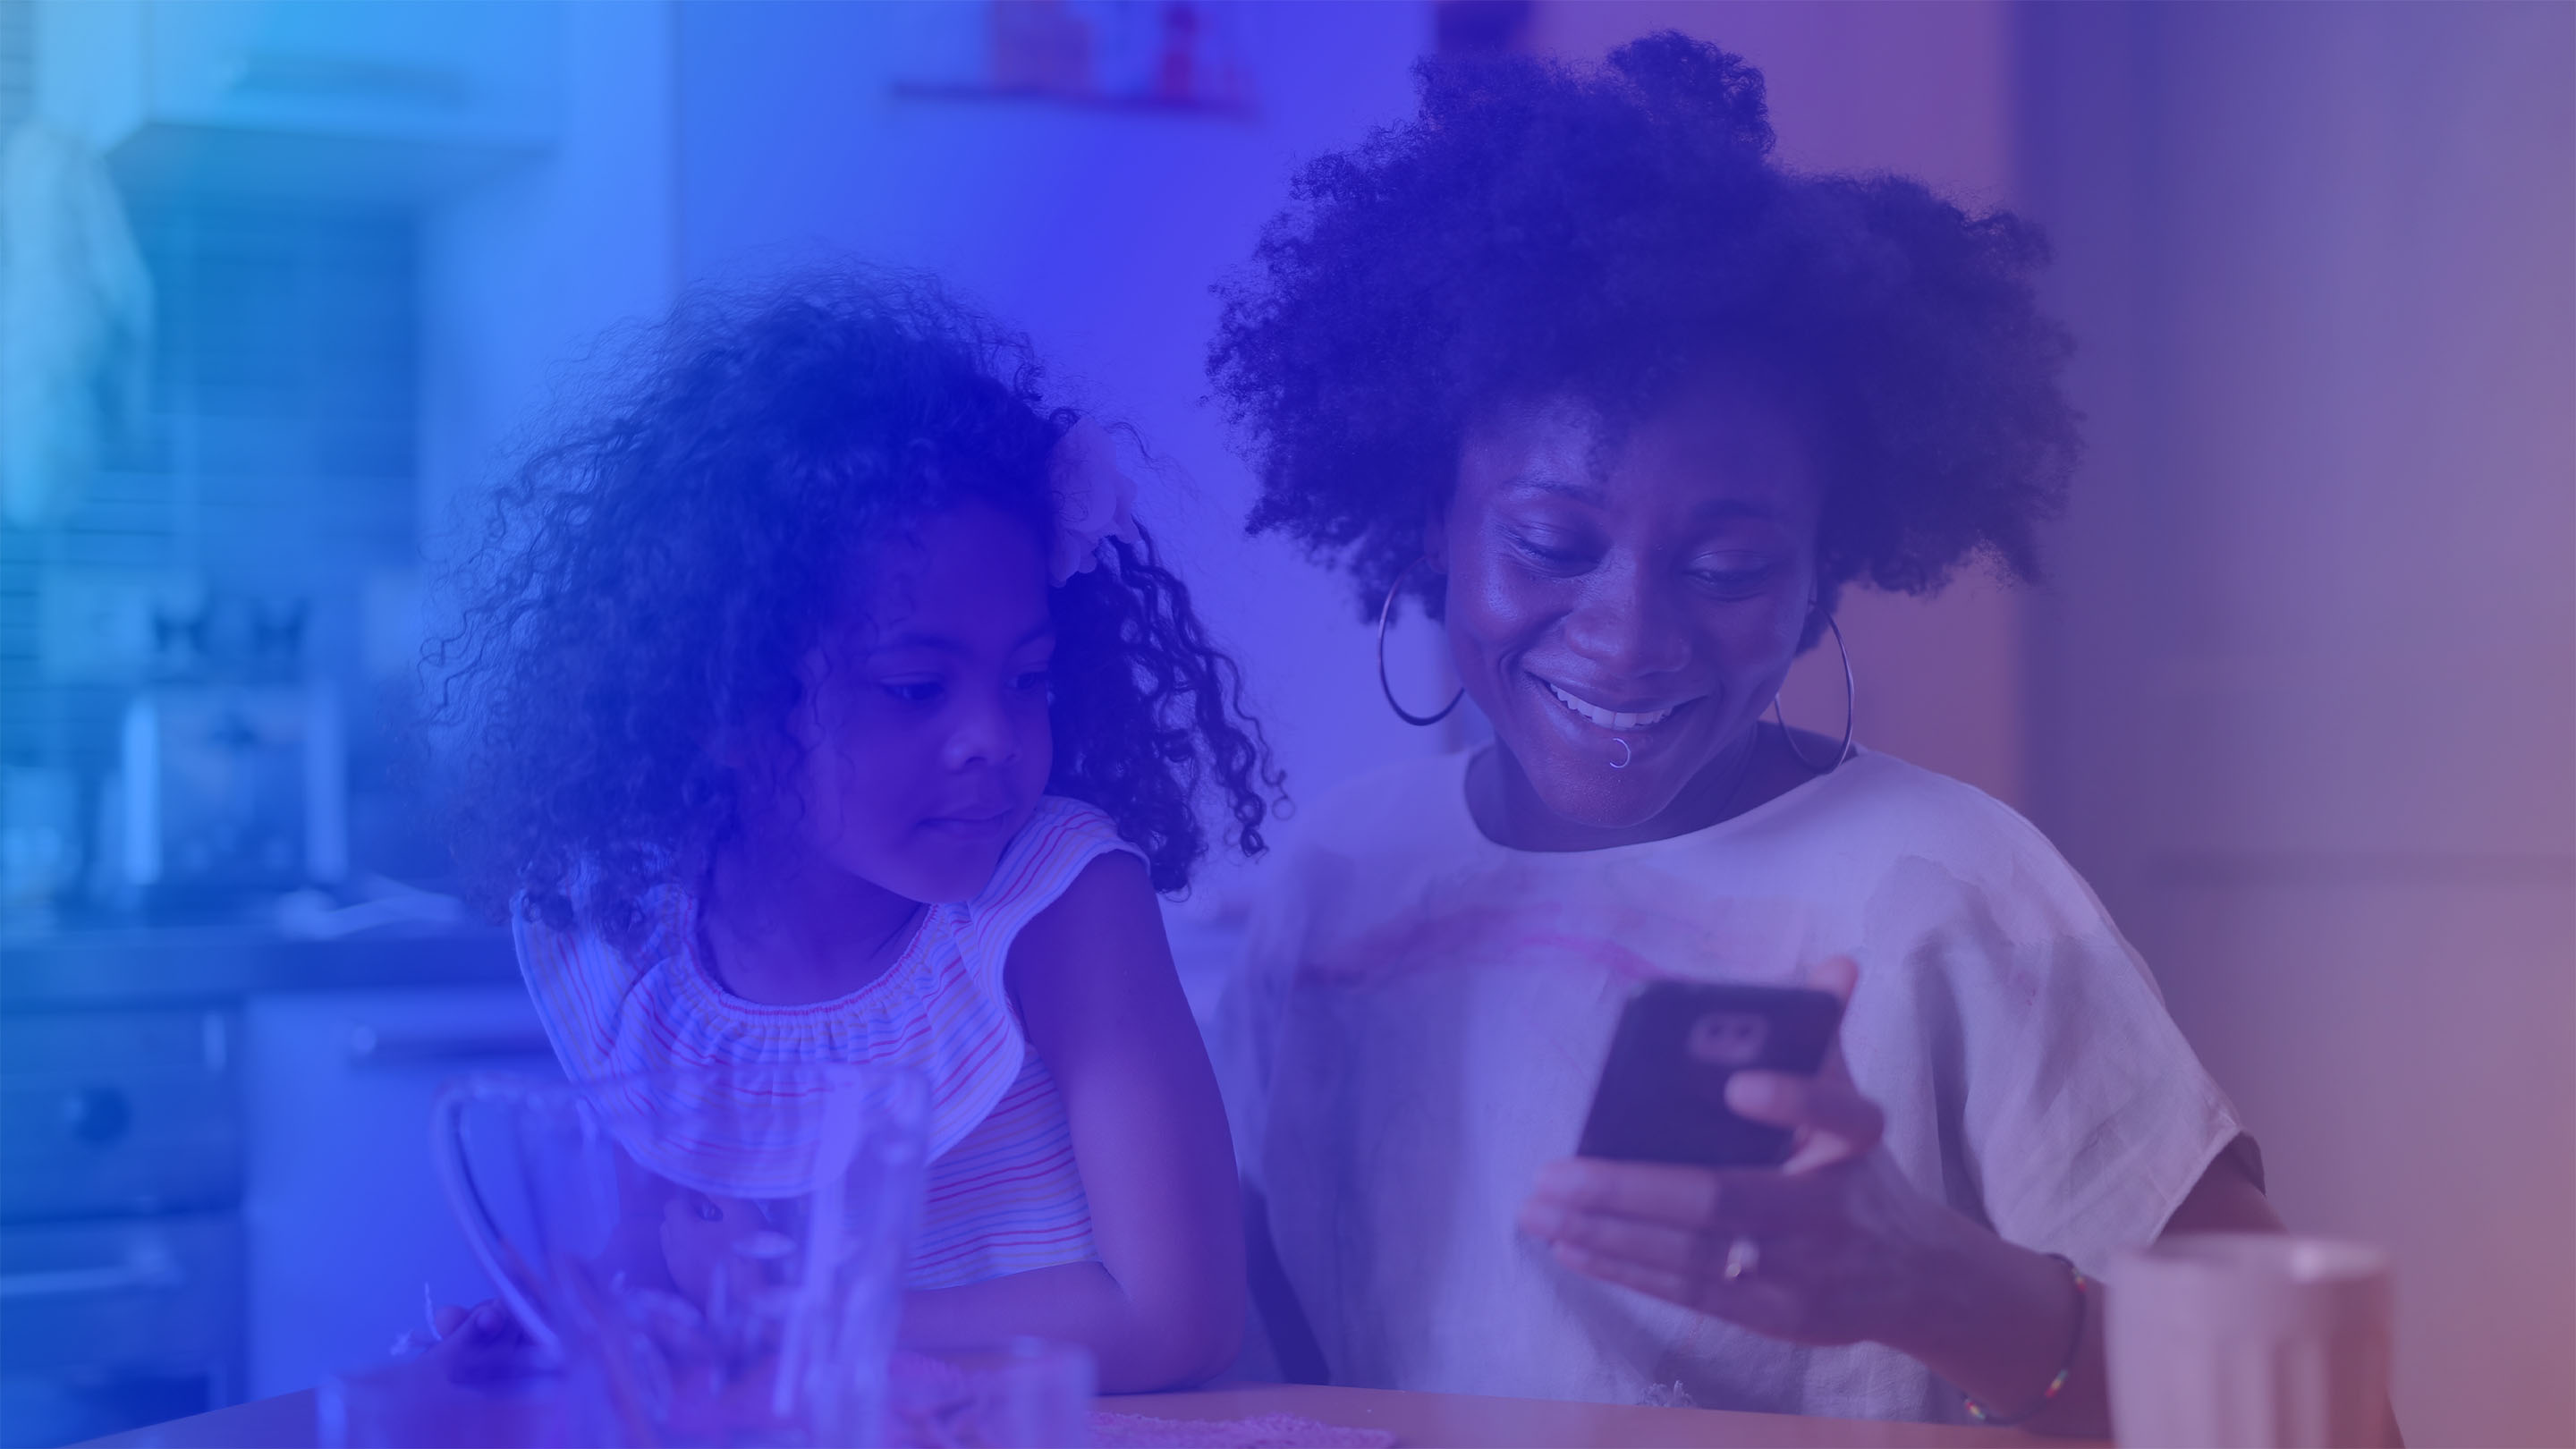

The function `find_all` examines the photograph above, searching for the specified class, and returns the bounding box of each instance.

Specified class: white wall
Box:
[417,1,681,580]
[2021,6,2576,1444]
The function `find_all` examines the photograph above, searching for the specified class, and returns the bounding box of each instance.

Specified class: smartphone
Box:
[1574,980,1845,1168]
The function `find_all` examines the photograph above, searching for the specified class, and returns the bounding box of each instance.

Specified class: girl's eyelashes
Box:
[877,667,1051,705]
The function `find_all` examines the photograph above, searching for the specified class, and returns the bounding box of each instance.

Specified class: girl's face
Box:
[768,501,1055,904]
[1433,368,1822,838]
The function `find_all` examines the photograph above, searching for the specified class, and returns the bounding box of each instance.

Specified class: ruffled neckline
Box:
[660,890,967,1023]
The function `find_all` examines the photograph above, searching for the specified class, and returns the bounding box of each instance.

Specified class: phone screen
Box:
[1574,980,1844,1168]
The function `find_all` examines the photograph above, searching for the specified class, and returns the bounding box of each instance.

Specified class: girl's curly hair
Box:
[1209,33,2081,633]
[434,269,1277,943]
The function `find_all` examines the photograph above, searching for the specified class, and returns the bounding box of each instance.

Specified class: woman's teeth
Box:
[1545,681,1675,730]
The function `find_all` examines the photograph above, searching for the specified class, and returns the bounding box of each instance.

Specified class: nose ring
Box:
[1610,737,1631,769]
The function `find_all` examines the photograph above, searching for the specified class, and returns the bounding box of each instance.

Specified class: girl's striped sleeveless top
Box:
[513,796,1131,1290]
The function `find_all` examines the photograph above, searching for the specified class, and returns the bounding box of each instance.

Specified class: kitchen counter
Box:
[0,923,519,1010]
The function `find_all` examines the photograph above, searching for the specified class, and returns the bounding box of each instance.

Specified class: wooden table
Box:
[82,1381,2089,1447]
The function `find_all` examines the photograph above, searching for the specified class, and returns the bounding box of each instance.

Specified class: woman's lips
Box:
[1538,675,1690,731]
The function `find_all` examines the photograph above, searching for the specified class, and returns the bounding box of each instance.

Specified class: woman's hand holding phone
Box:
[1572,971,1846,1170]
[1724,954,1878,1174]
[1522,955,2144,1436]
[1518,955,1987,1348]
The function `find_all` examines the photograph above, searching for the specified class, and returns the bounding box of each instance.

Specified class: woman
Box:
[1210,36,2280,1434]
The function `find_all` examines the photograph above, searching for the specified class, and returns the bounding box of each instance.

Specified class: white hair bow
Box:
[1047,416,1143,585]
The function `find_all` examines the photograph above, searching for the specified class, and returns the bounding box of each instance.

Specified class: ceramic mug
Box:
[2106,1233,2393,1448]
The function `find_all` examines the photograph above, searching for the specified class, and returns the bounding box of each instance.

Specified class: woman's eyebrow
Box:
[1504,478,1781,529]
[1690,498,1780,521]
[1504,476,1606,504]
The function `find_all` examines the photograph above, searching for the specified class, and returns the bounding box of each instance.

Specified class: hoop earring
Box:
[1771,614,1854,772]
[1377,559,1464,727]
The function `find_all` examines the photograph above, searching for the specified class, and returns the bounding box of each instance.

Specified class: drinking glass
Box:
[318,1356,566,1448]
[887,1339,1096,1448]
[433,1063,929,1447]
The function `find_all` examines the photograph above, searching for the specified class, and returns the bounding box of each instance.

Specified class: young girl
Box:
[437,271,1274,1392]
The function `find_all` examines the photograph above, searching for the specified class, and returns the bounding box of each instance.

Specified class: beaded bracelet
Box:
[1962,1253,2089,1428]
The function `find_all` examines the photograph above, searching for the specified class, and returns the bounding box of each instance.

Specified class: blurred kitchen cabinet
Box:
[0,1006,240,1221]
[35,0,562,200]
[242,985,557,1399]
[0,1215,243,1446]
[0,1009,243,1445]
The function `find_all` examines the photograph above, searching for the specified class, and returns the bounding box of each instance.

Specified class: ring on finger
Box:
[1722,1234,1760,1282]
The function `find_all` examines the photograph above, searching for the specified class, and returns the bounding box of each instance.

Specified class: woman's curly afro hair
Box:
[436,269,1277,944]
[1209,33,2081,628]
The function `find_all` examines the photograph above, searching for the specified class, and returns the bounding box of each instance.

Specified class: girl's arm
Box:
[898,852,1246,1391]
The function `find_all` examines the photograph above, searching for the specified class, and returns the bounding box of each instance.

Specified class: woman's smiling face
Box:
[1434,367,1822,843]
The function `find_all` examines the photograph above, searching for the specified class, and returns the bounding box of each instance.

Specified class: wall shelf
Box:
[888,80,1253,121]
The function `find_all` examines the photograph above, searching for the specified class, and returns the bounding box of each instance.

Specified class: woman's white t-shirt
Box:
[1217,748,2247,1423]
